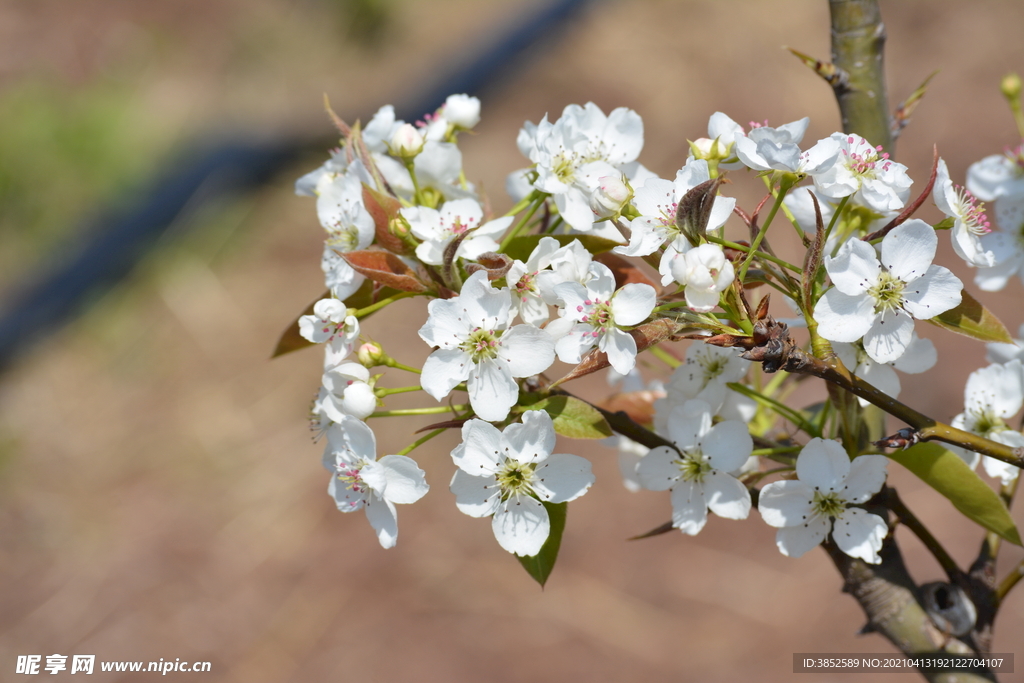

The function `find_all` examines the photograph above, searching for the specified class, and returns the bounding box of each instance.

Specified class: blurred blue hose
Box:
[0,0,595,372]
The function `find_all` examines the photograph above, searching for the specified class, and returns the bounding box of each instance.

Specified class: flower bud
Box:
[590,174,633,218]
[1002,73,1022,101]
[357,342,386,368]
[442,94,481,129]
[390,123,424,159]
[689,137,730,161]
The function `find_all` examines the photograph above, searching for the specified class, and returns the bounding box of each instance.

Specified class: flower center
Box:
[577,298,614,331]
[552,152,578,184]
[812,490,847,519]
[953,185,991,235]
[334,461,370,507]
[842,138,892,179]
[496,460,537,500]
[327,225,361,252]
[698,355,728,381]
[867,271,906,314]
[677,449,711,483]
[514,272,538,300]
[461,327,502,363]
[446,215,477,237]
[969,408,1007,437]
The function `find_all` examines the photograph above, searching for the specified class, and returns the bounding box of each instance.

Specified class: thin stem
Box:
[396,428,446,456]
[374,385,423,397]
[498,194,545,252]
[885,487,963,583]
[705,234,801,273]
[727,381,820,437]
[821,195,850,247]
[739,189,787,281]
[997,558,1024,605]
[354,292,416,318]
[649,344,681,368]
[383,358,422,374]
[368,404,469,418]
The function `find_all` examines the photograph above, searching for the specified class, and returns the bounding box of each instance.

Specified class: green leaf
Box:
[501,234,620,262]
[888,442,1021,545]
[519,396,613,439]
[517,501,567,587]
[928,289,1013,344]
[932,216,954,230]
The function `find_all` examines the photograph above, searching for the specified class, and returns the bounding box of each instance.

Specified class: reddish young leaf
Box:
[342,250,429,292]
[362,185,412,255]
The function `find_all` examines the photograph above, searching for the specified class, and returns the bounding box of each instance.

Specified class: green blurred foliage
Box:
[0,79,164,288]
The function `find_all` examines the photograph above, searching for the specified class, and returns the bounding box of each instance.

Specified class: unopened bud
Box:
[590,174,633,218]
[390,123,424,159]
[442,94,481,129]
[1002,73,1022,101]
[357,342,386,368]
[689,137,730,161]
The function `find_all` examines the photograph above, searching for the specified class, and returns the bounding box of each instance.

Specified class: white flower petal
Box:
[900,266,962,320]
[880,220,936,281]
[450,469,500,517]
[758,480,815,528]
[825,238,879,296]
[832,508,887,563]
[499,324,556,377]
[533,453,596,503]
[670,480,708,535]
[862,310,915,364]
[492,495,549,556]
[599,327,638,375]
[703,470,751,520]
[843,455,888,504]
[421,348,473,400]
[467,358,518,422]
[636,446,681,491]
[378,455,429,504]
[364,496,400,548]
[814,289,875,342]
[892,335,937,373]
[503,410,557,464]
[776,517,830,558]
[701,421,753,473]
[455,419,504,473]
[611,283,657,326]
[797,438,851,491]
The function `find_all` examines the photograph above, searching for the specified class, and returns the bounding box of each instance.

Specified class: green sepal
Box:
[517,395,613,439]
[516,501,567,587]
[888,442,1021,545]
[928,289,1013,344]
[501,234,620,262]
[932,216,955,230]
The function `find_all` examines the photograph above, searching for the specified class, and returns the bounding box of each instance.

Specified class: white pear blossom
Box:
[535,239,594,304]
[815,219,962,363]
[966,145,1024,201]
[418,271,555,422]
[832,334,937,407]
[298,299,361,367]
[390,123,425,158]
[813,133,912,213]
[758,438,888,563]
[323,416,429,548]
[614,158,735,259]
[636,399,753,535]
[316,173,375,300]
[507,236,561,325]
[440,93,481,130]
[972,192,1024,291]
[449,411,595,556]
[933,158,995,267]
[949,360,1024,485]
[663,243,735,311]
[320,362,378,421]
[688,112,746,170]
[659,343,755,424]
[402,198,513,266]
[518,102,644,232]
[547,262,657,374]
[735,120,840,176]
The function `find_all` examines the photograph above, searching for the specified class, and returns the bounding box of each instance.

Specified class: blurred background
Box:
[0,0,1022,680]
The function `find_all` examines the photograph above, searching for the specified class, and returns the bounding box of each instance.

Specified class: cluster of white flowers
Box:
[286,93,1023,572]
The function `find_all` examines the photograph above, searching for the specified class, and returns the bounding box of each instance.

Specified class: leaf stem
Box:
[353,292,416,318]
[396,428,446,456]
[739,188,788,281]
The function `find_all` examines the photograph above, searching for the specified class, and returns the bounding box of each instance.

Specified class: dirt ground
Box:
[1,1,1023,681]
